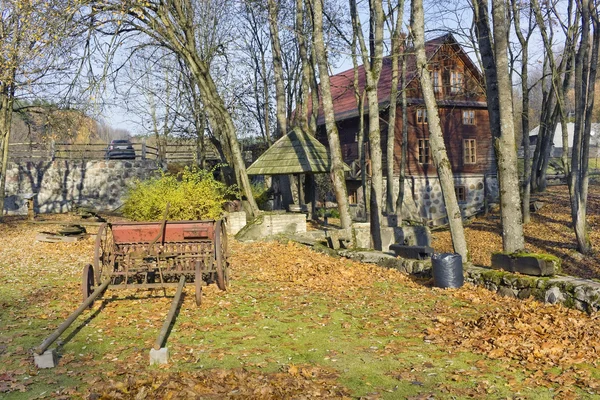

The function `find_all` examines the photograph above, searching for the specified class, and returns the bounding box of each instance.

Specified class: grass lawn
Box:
[1,213,599,399]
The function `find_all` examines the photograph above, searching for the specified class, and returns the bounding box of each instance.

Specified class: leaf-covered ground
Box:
[432,184,600,279]
[0,211,599,399]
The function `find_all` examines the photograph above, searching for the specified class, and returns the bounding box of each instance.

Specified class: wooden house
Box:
[314,33,498,223]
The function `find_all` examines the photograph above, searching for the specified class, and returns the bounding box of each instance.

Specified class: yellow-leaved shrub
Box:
[122,167,237,221]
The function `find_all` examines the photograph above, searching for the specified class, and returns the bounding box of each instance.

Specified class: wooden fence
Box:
[7,141,220,163]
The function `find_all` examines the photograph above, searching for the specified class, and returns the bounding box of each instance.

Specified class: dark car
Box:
[105,139,136,160]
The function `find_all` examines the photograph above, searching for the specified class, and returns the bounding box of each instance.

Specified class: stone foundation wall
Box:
[409,175,499,225]
[353,174,499,225]
[3,160,162,215]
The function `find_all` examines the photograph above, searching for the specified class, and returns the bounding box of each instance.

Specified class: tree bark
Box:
[350,0,385,249]
[310,0,352,229]
[410,0,468,260]
[268,0,288,139]
[511,0,533,223]
[569,0,598,254]
[473,0,525,252]
[395,44,408,217]
[385,1,405,215]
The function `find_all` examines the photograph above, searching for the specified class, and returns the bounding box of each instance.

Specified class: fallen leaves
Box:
[1,215,600,398]
[432,184,600,279]
[89,366,351,400]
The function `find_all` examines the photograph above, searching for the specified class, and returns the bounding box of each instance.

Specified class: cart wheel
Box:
[221,220,230,288]
[195,261,203,306]
[82,264,94,306]
[94,223,113,283]
[214,220,227,291]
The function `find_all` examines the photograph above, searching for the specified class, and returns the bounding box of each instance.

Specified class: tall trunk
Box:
[268,0,287,138]
[570,0,598,254]
[295,0,312,135]
[410,0,468,260]
[473,0,525,252]
[188,60,258,216]
[0,90,13,222]
[385,1,404,215]
[310,0,352,229]
[492,0,525,252]
[259,48,273,145]
[511,0,532,223]
[349,7,367,219]
[395,48,408,217]
[531,0,577,186]
[350,0,385,249]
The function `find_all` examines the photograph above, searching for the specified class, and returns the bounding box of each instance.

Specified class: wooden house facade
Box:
[314,34,498,223]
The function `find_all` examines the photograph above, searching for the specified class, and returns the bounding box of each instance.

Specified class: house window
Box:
[462,110,475,125]
[433,70,441,93]
[455,186,467,202]
[451,70,463,93]
[463,139,476,164]
[418,138,431,164]
[417,109,428,124]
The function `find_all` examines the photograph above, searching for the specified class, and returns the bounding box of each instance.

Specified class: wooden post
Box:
[154,275,185,350]
[36,278,111,355]
[142,138,147,160]
[27,198,35,220]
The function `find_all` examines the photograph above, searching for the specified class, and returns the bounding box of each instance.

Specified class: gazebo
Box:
[246,126,349,217]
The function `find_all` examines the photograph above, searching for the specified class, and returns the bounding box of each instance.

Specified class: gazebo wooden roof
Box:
[247,127,350,175]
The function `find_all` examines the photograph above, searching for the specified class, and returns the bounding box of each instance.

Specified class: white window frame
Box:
[462,110,475,125]
[417,109,428,124]
[463,139,477,164]
[451,70,463,93]
[418,138,431,164]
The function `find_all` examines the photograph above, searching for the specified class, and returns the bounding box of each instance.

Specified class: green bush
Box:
[122,167,237,221]
[251,181,270,209]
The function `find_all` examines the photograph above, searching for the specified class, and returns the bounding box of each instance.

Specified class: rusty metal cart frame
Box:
[35,218,229,367]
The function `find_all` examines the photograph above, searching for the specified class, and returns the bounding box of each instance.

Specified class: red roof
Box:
[310,34,479,125]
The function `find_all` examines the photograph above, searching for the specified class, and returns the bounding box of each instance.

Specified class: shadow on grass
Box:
[56,300,107,353]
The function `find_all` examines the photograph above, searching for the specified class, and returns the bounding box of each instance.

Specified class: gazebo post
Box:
[308,173,317,220]
[297,173,305,208]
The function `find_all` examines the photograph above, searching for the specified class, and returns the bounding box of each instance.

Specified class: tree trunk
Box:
[569,0,598,254]
[310,0,352,229]
[511,0,532,223]
[268,0,288,139]
[473,0,525,252]
[0,91,13,222]
[491,0,525,252]
[410,0,468,260]
[350,0,385,249]
[395,48,408,217]
[295,0,311,135]
[385,2,404,215]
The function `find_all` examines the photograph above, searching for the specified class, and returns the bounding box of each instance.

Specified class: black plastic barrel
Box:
[431,253,464,288]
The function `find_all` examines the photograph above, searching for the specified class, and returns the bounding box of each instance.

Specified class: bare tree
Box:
[472,0,525,253]
[569,0,599,253]
[309,0,353,228]
[411,0,469,260]
[350,0,385,249]
[510,0,536,223]
[384,0,405,215]
[89,0,259,216]
[1,0,82,220]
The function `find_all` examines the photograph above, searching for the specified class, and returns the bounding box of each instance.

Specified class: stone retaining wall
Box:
[3,160,161,215]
